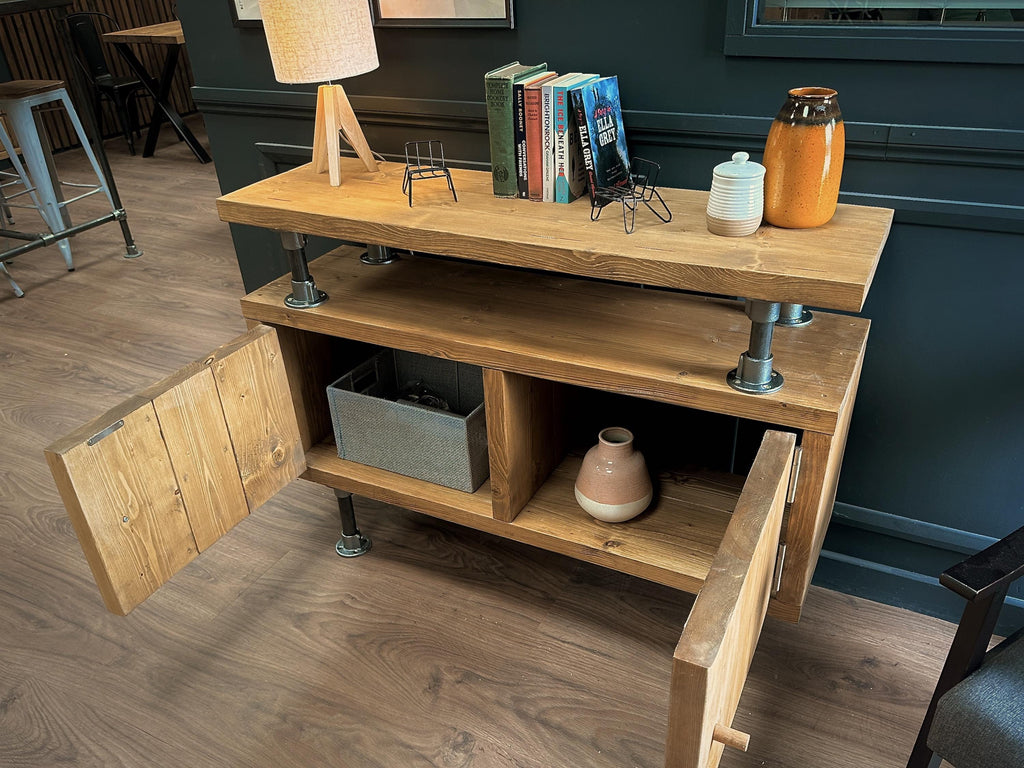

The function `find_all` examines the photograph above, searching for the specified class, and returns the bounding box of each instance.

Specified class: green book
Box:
[485,61,548,198]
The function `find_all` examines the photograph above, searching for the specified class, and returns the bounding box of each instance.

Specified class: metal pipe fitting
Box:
[777,302,813,327]
[360,243,399,265]
[728,300,785,394]
[280,230,327,308]
[335,490,371,557]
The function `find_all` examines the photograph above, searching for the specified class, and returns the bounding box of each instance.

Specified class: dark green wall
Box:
[178,0,1024,628]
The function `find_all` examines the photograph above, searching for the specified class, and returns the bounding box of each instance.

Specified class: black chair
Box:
[65,11,146,155]
[907,523,1024,768]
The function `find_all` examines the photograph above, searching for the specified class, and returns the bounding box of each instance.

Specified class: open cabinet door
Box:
[44,325,305,616]
[665,430,796,768]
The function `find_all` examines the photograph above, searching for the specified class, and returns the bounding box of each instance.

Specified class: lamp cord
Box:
[336,130,388,164]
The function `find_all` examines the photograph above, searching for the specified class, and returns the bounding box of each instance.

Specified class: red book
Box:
[524,73,558,201]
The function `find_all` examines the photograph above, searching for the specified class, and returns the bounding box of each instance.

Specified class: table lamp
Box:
[260,0,379,186]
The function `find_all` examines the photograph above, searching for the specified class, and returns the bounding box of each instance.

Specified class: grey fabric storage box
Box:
[326,349,489,492]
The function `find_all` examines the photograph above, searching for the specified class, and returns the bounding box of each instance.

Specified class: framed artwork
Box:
[230,0,262,28]
[371,0,514,28]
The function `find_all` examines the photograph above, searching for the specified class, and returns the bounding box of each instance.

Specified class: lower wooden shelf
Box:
[304,441,744,595]
[304,441,494,520]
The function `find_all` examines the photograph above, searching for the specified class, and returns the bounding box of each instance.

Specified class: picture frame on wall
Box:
[230,0,262,28]
[371,0,514,28]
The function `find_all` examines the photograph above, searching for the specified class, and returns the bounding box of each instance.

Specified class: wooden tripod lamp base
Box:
[312,83,378,186]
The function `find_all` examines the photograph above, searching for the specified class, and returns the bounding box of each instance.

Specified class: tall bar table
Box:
[103,21,211,163]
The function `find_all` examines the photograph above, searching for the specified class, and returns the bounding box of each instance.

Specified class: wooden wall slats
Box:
[0,0,195,153]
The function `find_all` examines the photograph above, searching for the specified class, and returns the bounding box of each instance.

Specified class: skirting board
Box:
[815,503,1024,636]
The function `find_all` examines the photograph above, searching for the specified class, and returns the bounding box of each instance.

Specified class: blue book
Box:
[552,73,597,204]
[572,76,630,205]
[540,73,584,203]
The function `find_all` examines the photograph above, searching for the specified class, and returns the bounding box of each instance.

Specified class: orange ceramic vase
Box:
[574,427,653,524]
[763,87,845,228]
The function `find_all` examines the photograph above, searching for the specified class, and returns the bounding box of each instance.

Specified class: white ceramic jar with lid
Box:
[706,151,766,237]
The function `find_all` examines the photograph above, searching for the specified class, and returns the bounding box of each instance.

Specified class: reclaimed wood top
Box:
[102,20,184,45]
[218,159,893,312]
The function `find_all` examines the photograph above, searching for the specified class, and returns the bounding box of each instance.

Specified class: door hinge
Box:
[787,445,802,504]
[772,542,787,596]
[87,419,125,446]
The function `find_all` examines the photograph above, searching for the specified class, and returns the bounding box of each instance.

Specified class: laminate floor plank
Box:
[0,119,955,768]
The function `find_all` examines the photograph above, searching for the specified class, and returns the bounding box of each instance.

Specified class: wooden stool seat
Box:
[0,80,65,99]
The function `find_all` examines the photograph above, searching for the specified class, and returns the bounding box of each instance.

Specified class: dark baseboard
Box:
[816,503,1024,636]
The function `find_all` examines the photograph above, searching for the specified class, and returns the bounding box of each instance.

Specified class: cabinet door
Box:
[665,430,796,768]
[44,325,305,616]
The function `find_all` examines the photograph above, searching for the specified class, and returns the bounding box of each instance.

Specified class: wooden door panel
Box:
[45,325,304,616]
[665,430,795,768]
[149,364,249,552]
[210,328,306,510]
[45,398,200,616]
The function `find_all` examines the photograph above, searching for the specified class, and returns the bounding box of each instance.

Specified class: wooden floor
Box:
[1,120,954,768]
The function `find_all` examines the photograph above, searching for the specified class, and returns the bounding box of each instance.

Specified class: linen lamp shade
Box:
[260,0,379,84]
[259,0,380,184]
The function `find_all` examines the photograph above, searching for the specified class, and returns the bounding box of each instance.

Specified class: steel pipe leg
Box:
[118,216,143,258]
[777,302,812,327]
[360,243,399,265]
[727,299,785,394]
[335,490,371,557]
[280,231,327,308]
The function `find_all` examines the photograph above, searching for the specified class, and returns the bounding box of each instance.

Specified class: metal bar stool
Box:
[0,79,125,281]
[0,114,50,298]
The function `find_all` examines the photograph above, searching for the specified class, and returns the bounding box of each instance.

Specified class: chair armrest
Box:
[941,524,1024,602]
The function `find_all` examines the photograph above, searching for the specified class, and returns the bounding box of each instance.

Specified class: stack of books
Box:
[485,61,631,205]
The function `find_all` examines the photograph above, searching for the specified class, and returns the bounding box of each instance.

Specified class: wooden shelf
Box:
[217,159,892,312]
[303,442,494,521]
[242,247,869,434]
[304,442,742,595]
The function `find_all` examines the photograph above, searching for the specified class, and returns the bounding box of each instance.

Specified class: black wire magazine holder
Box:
[402,140,458,207]
[590,157,672,234]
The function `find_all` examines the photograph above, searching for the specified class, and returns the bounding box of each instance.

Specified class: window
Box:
[762,2,1023,26]
[725,0,1024,62]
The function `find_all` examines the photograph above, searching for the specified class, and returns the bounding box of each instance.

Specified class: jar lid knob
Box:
[732,151,749,164]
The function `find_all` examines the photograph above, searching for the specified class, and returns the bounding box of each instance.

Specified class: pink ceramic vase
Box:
[574,427,653,523]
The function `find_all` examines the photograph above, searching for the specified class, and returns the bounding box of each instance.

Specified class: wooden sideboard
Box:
[47,158,892,768]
